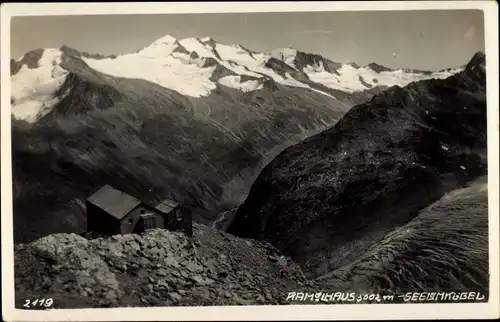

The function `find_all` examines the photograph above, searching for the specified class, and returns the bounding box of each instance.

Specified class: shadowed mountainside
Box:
[12,47,362,244]
[228,52,487,278]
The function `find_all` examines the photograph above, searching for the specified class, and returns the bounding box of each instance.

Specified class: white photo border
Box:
[1,1,499,321]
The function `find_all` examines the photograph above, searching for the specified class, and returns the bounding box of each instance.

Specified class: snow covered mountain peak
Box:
[199,36,217,45]
[137,34,183,57]
[149,34,178,46]
[11,48,69,122]
[364,62,393,73]
[10,34,465,123]
[270,47,298,66]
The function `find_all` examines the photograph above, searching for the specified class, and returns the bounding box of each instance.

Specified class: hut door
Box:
[168,209,183,230]
[140,213,157,230]
[144,217,156,229]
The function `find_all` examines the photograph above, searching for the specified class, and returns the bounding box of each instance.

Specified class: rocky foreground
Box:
[15,223,314,308]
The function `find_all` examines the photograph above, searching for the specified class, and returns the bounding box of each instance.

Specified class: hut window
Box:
[128,218,133,224]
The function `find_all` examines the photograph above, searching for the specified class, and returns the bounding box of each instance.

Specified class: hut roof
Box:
[155,199,179,214]
[87,185,141,220]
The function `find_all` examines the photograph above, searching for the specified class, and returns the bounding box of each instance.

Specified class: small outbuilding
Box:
[155,199,193,237]
[86,185,192,237]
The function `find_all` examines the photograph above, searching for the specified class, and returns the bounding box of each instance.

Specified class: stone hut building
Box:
[86,185,192,237]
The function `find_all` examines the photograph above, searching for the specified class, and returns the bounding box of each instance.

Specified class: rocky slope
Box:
[319,175,489,296]
[15,175,488,308]
[11,35,460,244]
[15,224,312,308]
[228,52,487,278]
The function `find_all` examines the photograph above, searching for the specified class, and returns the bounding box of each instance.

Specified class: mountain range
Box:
[10,34,461,243]
[10,33,488,307]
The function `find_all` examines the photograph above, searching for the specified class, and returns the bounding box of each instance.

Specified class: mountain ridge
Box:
[227,51,487,277]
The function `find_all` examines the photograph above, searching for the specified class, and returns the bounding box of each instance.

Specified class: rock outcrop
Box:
[15,224,313,308]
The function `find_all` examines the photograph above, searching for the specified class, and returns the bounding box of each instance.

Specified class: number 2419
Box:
[23,298,54,308]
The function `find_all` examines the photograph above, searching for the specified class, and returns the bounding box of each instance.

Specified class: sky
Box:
[10,10,484,70]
